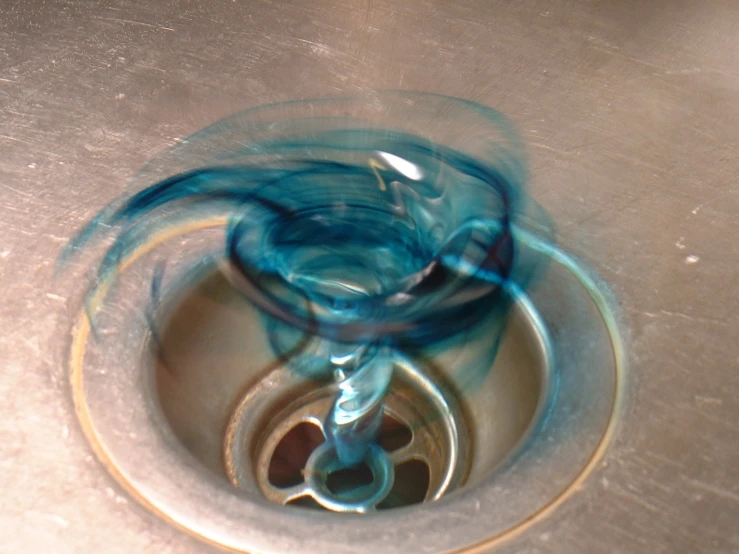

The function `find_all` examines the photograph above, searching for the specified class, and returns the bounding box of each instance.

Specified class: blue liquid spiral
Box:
[59,92,552,471]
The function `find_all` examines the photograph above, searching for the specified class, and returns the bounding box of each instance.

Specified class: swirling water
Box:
[59,95,552,468]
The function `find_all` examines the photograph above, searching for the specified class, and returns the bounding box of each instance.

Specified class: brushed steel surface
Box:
[1,0,738,553]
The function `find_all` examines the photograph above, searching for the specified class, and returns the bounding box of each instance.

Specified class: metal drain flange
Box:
[224,355,469,512]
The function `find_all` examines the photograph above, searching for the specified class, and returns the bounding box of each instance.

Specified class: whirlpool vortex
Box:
[59,91,555,512]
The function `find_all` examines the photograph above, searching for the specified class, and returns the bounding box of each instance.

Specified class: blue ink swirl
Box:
[59,91,552,469]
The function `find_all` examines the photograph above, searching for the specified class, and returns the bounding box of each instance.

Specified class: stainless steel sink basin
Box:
[2,0,738,552]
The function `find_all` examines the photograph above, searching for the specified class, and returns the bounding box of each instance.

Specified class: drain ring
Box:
[68,220,625,554]
[305,443,395,513]
[224,351,469,512]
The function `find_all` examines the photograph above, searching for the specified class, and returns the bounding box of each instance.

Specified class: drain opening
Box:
[377,414,412,453]
[286,496,325,510]
[268,421,325,489]
[326,462,374,495]
[378,459,430,510]
[221,338,473,513]
[284,459,432,512]
[266,413,418,504]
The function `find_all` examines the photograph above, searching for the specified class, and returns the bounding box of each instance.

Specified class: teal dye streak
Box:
[59,92,553,468]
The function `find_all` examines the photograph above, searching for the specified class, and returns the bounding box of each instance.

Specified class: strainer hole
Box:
[378,413,412,453]
[378,459,430,509]
[285,497,327,511]
[268,422,325,489]
[326,462,374,495]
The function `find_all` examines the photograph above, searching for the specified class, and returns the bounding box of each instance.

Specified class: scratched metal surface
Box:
[1,0,738,552]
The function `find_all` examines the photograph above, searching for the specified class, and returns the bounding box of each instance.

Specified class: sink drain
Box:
[68,229,623,554]
[223,343,468,512]
[62,93,624,554]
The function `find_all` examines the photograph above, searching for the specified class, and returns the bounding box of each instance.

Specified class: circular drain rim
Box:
[69,220,625,554]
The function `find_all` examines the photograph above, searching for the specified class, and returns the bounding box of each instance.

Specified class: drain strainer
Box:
[224,352,468,512]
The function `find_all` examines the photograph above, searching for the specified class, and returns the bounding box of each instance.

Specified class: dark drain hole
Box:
[378,414,412,452]
[326,462,374,495]
[378,459,430,509]
[286,496,326,510]
[268,422,325,489]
